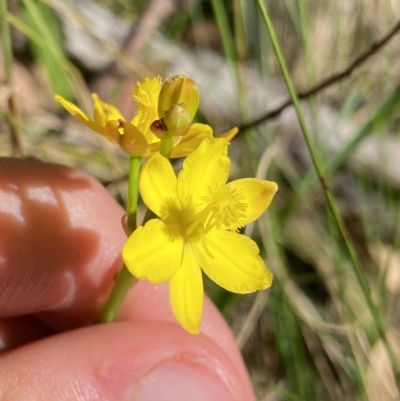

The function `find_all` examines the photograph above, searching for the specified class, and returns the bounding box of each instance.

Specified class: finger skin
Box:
[120,281,255,401]
[0,157,126,328]
[0,322,245,401]
[0,158,256,400]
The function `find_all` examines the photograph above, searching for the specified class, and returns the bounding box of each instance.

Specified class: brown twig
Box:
[238,19,400,133]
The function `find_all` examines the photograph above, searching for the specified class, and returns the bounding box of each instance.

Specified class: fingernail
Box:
[132,359,237,401]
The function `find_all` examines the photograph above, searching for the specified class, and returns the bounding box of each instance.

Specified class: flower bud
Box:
[163,103,191,137]
[158,75,199,121]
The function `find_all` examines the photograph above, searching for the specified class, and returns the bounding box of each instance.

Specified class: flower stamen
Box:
[201,186,247,231]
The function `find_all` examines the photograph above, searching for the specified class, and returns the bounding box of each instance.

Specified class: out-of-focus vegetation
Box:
[1,0,400,399]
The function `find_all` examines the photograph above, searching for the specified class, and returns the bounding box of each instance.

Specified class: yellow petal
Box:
[170,123,214,158]
[55,95,90,121]
[106,120,151,157]
[177,138,230,211]
[131,77,162,141]
[122,219,183,282]
[103,120,120,144]
[140,153,178,217]
[226,178,278,227]
[216,126,238,141]
[92,93,124,126]
[55,95,107,136]
[170,245,203,334]
[194,230,273,293]
[148,141,162,156]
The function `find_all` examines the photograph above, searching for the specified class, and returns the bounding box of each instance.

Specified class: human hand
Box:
[0,158,255,401]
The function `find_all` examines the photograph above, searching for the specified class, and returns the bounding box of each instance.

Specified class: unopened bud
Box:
[163,103,191,137]
[158,75,199,121]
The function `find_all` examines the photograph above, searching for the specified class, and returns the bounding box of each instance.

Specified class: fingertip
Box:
[0,322,249,401]
[120,281,255,400]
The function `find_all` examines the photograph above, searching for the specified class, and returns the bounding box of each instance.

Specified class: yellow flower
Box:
[131,77,163,142]
[122,138,277,333]
[55,76,236,157]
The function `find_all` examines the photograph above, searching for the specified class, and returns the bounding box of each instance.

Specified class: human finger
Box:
[0,157,126,328]
[0,321,251,401]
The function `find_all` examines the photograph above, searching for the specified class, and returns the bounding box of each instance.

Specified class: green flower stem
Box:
[256,0,400,379]
[160,135,174,159]
[100,156,141,323]
[100,264,136,323]
[0,0,23,157]
[210,0,248,122]
[127,156,141,231]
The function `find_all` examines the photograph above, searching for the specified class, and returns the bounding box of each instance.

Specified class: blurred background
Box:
[1,0,400,399]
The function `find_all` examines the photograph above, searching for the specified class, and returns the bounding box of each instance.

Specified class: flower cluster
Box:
[55,76,237,158]
[56,75,277,334]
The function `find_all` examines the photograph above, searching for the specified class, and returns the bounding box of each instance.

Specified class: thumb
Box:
[1,321,246,401]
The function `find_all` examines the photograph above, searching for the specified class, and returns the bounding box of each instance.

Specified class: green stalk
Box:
[210,0,236,69]
[100,264,136,323]
[160,135,174,159]
[0,0,23,156]
[256,0,400,378]
[210,0,248,121]
[127,156,141,231]
[100,156,141,323]
[0,1,13,90]
[211,0,262,163]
